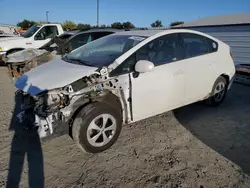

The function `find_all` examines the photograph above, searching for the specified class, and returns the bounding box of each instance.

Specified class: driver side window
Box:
[110,34,183,77]
[34,26,58,40]
[65,34,90,53]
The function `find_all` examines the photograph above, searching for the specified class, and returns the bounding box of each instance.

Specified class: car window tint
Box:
[181,33,211,58]
[110,34,184,76]
[135,34,183,66]
[68,34,90,51]
[91,32,113,40]
[206,37,218,53]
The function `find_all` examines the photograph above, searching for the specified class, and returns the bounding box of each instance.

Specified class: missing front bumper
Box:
[17,109,69,140]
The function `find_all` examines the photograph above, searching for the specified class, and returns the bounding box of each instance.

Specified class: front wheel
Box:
[72,103,122,153]
[207,76,228,106]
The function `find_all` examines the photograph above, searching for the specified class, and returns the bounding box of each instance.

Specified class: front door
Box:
[33,25,59,48]
[130,34,186,121]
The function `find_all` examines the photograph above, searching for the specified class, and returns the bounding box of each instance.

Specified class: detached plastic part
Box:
[6,49,48,63]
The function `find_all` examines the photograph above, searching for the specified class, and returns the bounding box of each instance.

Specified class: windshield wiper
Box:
[62,56,90,66]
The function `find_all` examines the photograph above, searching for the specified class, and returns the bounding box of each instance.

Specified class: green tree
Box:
[99,24,108,28]
[62,20,77,31]
[151,20,163,27]
[170,21,184,27]
[122,22,135,29]
[77,23,91,30]
[111,22,123,29]
[17,19,37,29]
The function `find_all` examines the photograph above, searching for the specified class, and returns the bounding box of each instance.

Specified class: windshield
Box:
[21,25,41,38]
[65,34,146,67]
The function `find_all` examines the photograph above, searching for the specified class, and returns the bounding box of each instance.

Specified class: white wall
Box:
[181,25,250,65]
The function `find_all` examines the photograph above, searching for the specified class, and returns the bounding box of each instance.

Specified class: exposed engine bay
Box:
[17,67,130,139]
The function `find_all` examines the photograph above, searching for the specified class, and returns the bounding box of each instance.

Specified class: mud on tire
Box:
[72,102,122,153]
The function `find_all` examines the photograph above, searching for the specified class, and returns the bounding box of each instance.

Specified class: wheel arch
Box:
[68,91,123,138]
[6,48,25,55]
[220,74,230,86]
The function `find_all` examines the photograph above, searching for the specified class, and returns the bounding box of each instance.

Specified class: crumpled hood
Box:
[15,58,98,95]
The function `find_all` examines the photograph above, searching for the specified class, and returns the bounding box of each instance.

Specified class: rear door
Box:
[179,33,219,104]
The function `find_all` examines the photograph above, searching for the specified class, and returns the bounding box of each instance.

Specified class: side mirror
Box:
[135,60,154,73]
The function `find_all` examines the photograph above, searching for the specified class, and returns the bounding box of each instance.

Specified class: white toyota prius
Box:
[15,29,235,153]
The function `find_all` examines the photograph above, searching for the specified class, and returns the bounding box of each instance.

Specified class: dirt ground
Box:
[0,66,250,188]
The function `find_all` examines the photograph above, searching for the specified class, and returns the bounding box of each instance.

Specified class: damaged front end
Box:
[16,67,129,140]
[17,88,70,139]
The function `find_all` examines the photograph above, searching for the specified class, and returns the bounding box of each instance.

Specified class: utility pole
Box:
[46,11,49,23]
[97,0,99,27]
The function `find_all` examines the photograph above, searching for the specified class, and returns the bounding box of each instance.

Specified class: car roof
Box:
[112,30,166,37]
[76,28,123,35]
[112,29,222,43]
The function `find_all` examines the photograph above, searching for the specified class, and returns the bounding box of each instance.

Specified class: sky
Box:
[0,0,250,27]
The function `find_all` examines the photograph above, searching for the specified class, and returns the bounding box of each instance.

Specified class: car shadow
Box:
[174,83,250,176]
[0,61,6,66]
[6,77,44,188]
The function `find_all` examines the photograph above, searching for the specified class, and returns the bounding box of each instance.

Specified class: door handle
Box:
[174,69,184,76]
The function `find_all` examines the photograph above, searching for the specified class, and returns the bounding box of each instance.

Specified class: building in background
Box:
[172,12,250,65]
[0,24,20,34]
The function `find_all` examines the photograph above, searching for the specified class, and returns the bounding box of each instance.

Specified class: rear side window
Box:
[180,33,217,58]
[206,37,218,53]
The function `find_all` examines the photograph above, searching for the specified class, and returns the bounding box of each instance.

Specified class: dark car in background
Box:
[5,29,122,80]
[41,29,122,55]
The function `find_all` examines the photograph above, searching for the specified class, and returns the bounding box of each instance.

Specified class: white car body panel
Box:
[0,36,22,42]
[0,37,51,51]
[130,60,186,121]
[184,53,218,104]
[15,58,97,95]
[0,24,64,52]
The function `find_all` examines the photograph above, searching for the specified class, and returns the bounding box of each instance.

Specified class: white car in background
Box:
[15,29,235,153]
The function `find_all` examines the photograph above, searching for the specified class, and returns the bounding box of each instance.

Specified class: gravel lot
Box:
[0,66,250,188]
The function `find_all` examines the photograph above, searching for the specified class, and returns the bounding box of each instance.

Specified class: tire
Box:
[207,76,228,106]
[72,102,122,153]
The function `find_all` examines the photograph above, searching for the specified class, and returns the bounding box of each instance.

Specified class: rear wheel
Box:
[207,76,228,106]
[72,102,122,153]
